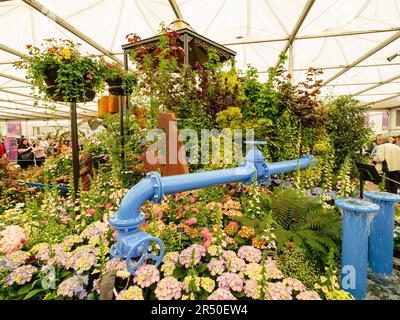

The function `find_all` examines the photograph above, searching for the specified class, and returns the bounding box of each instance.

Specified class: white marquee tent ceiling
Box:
[0,0,400,120]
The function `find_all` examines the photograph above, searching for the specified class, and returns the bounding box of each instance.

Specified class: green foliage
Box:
[96,109,147,187]
[273,109,300,162]
[268,188,341,265]
[326,96,373,172]
[215,107,243,129]
[277,247,321,289]
[336,156,355,197]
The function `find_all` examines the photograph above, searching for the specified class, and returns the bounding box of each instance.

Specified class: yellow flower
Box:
[62,47,71,59]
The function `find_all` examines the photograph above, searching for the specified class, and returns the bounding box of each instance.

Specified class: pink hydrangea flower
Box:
[191,207,200,213]
[184,218,197,226]
[283,277,307,293]
[217,273,243,291]
[237,246,262,263]
[244,279,260,299]
[179,244,206,268]
[264,282,293,300]
[225,237,235,244]
[155,276,182,300]
[0,225,27,255]
[296,291,322,300]
[134,264,160,288]
[208,288,237,300]
[207,258,225,276]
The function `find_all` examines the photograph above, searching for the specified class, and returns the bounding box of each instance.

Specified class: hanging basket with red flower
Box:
[15,39,106,103]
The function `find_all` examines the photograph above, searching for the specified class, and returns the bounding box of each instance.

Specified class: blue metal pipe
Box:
[109,141,317,275]
[335,198,380,300]
[5,179,70,191]
[364,191,400,277]
[266,155,316,176]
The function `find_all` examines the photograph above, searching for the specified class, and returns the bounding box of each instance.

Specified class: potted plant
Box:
[101,61,137,96]
[15,39,106,103]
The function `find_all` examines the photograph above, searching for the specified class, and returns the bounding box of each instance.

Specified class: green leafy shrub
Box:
[277,247,321,289]
[326,96,373,172]
[269,188,341,265]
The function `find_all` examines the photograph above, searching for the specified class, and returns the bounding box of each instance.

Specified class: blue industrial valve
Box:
[109,141,317,275]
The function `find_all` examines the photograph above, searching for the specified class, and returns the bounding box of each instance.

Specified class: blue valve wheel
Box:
[125,237,164,275]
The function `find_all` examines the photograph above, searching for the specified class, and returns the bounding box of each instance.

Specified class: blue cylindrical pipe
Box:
[162,163,255,194]
[266,155,316,176]
[364,191,400,277]
[335,198,379,300]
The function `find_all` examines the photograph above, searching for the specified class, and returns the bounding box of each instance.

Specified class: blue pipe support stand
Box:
[335,198,380,300]
[364,191,400,277]
[110,141,317,276]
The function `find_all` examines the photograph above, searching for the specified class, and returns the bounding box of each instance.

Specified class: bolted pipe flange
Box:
[146,171,163,203]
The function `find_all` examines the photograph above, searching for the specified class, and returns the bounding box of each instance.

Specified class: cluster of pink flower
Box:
[244,279,260,299]
[65,246,97,272]
[207,258,225,276]
[264,282,293,300]
[57,274,89,299]
[263,258,284,280]
[201,228,213,249]
[178,244,206,268]
[79,221,109,242]
[282,277,307,293]
[217,272,243,292]
[237,246,262,263]
[0,250,30,272]
[222,250,246,273]
[208,288,237,300]
[184,217,197,226]
[296,290,322,300]
[5,265,37,286]
[134,264,160,288]
[154,276,182,300]
[104,257,126,273]
[0,225,27,255]
[116,286,144,300]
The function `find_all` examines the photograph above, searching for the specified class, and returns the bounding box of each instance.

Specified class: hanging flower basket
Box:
[15,39,106,104]
[46,85,96,103]
[106,77,124,96]
[102,60,137,96]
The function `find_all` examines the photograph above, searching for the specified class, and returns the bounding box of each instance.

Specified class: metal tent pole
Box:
[70,102,80,198]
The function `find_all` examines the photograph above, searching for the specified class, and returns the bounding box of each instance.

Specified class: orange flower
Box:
[185,227,199,239]
[238,226,255,238]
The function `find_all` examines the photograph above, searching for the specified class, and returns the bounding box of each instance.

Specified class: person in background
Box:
[0,137,6,158]
[395,135,400,147]
[17,138,33,169]
[373,136,400,193]
[33,137,46,167]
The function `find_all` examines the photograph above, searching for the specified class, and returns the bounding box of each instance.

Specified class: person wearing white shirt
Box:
[373,136,400,193]
[33,138,46,167]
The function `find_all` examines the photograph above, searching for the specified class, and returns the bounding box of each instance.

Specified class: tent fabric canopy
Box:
[0,0,400,120]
